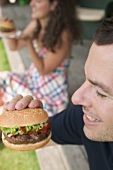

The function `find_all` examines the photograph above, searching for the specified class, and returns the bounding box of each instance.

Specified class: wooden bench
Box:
[2,39,25,73]
[77,6,105,21]
[76,6,105,40]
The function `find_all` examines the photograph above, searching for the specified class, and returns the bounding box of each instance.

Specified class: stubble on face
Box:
[83,124,113,142]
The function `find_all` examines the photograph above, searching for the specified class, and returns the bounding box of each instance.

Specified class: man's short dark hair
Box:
[93,17,113,45]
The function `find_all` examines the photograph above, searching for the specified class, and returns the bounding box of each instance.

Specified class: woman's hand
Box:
[4,94,43,111]
[14,33,32,46]
[0,17,14,23]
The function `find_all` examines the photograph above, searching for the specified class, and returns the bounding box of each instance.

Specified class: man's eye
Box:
[96,91,106,98]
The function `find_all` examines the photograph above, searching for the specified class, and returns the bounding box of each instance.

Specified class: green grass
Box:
[0,39,11,71]
[0,141,40,170]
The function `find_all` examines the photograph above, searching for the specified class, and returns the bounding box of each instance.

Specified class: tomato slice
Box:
[12,119,51,135]
[39,119,50,133]
[20,127,27,133]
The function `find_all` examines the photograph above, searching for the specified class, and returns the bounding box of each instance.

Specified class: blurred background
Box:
[0,0,113,39]
[0,1,113,170]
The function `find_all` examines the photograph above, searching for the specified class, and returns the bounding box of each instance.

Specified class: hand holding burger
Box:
[0,95,51,151]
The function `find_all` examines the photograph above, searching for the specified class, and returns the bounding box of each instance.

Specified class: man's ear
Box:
[50,0,58,11]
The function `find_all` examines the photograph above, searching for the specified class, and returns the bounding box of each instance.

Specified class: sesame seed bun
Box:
[0,108,48,127]
[0,108,51,151]
[0,21,14,29]
[2,132,51,151]
[0,20,15,34]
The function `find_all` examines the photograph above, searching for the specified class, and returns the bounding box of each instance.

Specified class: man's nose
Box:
[71,81,92,107]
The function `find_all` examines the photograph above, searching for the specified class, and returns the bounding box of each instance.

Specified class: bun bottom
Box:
[2,132,51,151]
[0,31,16,36]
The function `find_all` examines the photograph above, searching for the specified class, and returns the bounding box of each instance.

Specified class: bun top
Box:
[0,108,48,127]
[0,20,15,29]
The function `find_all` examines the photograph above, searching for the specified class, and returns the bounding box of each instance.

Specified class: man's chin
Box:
[83,126,113,142]
[83,126,97,141]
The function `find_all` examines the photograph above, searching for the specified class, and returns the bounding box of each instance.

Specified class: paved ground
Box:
[1,3,92,170]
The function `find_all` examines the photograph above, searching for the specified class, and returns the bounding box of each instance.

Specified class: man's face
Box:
[72,42,113,141]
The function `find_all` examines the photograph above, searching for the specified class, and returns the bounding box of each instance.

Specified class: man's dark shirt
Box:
[50,105,113,170]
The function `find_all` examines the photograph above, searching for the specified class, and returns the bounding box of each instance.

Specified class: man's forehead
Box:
[86,42,113,66]
[90,42,113,57]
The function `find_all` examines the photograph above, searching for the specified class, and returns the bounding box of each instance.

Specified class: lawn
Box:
[0,39,11,71]
[0,142,40,170]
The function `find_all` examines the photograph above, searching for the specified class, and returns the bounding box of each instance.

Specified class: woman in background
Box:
[0,0,80,116]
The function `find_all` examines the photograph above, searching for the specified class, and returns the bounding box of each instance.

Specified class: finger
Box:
[19,34,30,40]
[7,94,23,111]
[15,95,33,110]
[3,17,14,24]
[4,17,10,21]
[15,34,25,40]
[3,101,10,111]
[28,99,43,109]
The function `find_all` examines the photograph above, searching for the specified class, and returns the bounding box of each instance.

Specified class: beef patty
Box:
[4,128,51,144]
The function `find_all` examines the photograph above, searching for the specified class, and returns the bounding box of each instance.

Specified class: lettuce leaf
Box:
[0,123,44,135]
[0,27,12,31]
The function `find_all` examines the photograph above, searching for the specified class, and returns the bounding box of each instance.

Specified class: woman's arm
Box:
[27,30,73,75]
[7,20,37,51]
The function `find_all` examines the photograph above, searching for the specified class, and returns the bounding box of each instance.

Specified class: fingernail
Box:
[29,103,35,107]
[29,102,37,108]
[16,103,23,109]
[8,103,15,110]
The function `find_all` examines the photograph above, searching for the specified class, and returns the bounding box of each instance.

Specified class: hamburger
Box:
[0,20,15,34]
[0,108,51,151]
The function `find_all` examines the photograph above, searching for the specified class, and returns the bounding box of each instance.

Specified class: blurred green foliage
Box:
[0,39,11,71]
[0,142,40,170]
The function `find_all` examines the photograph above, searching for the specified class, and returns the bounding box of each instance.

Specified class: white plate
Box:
[0,30,22,38]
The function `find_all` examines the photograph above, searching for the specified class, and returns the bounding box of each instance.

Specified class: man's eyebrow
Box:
[88,78,111,94]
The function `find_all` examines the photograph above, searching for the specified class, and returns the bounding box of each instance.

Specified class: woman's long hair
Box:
[36,0,81,52]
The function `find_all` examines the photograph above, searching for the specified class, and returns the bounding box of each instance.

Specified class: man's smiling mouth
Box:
[82,107,101,126]
[86,114,100,122]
